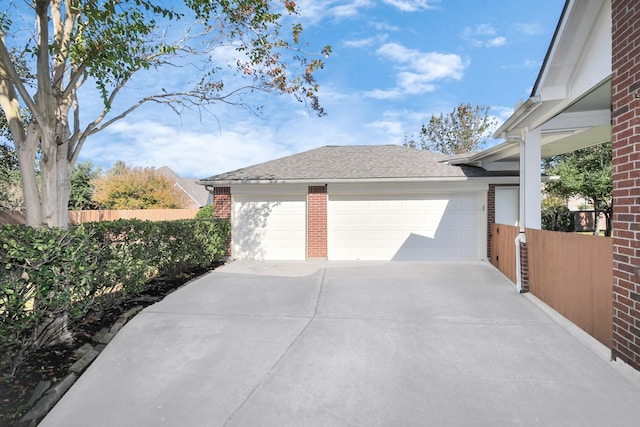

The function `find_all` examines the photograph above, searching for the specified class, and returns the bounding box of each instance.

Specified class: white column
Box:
[521,127,542,230]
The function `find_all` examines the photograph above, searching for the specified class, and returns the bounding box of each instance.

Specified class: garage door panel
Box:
[328,193,484,261]
[233,196,305,260]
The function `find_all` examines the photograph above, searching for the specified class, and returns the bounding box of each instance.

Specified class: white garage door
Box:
[328,193,484,261]
[232,195,306,260]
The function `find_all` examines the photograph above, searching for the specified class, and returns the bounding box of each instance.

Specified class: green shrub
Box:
[194,205,214,219]
[541,197,573,232]
[0,217,230,378]
[82,219,157,298]
[0,225,102,377]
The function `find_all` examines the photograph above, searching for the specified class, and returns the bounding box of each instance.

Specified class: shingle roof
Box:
[199,145,499,183]
[158,166,210,207]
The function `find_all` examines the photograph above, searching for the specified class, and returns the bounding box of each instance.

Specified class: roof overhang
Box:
[199,176,520,187]
[482,0,612,165]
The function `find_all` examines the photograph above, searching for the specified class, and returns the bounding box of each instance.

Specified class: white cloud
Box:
[295,0,373,22]
[500,59,542,70]
[364,88,404,100]
[490,106,515,124]
[296,0,435,22]
[462,24,507,48]
[365,119,405,137]
[487,36,507,48]
[463,24,496,37]
[522,59,540,68]
[366,42,465,98]
[370,21,401,32]
[207,43,246,66]
[79,85,406,178]
[382,0,435,12]
[514,22,543,36]
[396,72,437,94]
[332,0,373,17]
[343,34,388,48]
[83,120,286,178]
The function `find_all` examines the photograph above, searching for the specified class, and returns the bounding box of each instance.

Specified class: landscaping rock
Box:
[98,332,116,345]
[123,306,143,319]
[26,381,51,407]
[91,327,109,344]
[69,349,99,375]
[74,343,94,358]
[126,295,160,304]
[110,318,127,334]
[45,373,77,400]
[19,374,76,427]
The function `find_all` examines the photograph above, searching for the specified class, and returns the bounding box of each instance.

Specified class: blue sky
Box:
[78,0,565,179]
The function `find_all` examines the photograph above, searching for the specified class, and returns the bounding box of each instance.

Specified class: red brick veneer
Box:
[612,0,640,370]
[307,186,328,259]
[212,187,232,257]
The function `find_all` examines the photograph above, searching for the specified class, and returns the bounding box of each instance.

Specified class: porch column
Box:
[521,127,542,230]
[515,127,541,293]
[307,185,328,259]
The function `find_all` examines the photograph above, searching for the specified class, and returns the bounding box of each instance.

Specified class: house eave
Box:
[199,176,519,187]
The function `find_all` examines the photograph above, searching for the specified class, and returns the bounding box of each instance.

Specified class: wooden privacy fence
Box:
[0,209,199,225]
[489,223,520,284]
[0,211,27,226]
[489,224,613,348]
[526,228,613,348]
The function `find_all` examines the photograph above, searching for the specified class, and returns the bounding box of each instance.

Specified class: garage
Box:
[232,194,306,260]
[199,145,518,262]
[328,192,485,261]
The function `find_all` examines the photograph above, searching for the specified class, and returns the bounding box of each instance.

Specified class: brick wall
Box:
[307,186,328,259]
[519,240,530,293]
[611,0,640,370]
[212,187,232,257]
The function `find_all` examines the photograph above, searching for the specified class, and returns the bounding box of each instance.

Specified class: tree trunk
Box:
[15,124,73,229]
[17,127,43,227]
[593,208,600,236]
[38,130,72,229]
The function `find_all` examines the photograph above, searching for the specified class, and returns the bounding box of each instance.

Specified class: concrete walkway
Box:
[41,261,640,426]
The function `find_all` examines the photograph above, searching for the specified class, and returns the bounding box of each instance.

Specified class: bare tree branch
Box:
[0,36,39,126]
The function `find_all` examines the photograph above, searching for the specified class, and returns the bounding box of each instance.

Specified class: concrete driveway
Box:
[41,261,640,426]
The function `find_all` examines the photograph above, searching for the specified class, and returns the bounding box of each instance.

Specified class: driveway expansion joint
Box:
[223,263,328,426]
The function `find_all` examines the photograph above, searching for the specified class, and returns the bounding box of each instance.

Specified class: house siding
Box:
[611,0,640,370]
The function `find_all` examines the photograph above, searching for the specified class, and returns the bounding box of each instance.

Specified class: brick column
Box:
[307,185,328,259]
[612,0,640,369]
[487,184,496,258]
[213,187,232,257]
[519,240,530,293]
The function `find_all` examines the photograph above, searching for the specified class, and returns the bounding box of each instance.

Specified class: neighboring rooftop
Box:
[199,145,508,184]
[157,166,210,207]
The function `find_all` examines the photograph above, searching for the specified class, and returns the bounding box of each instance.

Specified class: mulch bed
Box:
[0,263,222,426]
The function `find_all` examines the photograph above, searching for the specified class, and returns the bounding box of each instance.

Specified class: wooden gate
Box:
[489,223,519,285]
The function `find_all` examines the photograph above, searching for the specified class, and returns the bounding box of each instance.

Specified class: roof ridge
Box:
[199,144,498,183]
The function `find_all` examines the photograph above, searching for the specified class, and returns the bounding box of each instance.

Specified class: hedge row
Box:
[0,217,230,378]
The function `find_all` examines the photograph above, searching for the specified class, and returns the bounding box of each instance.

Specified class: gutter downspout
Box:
[493,96,541,139]
[496,96,542,294]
